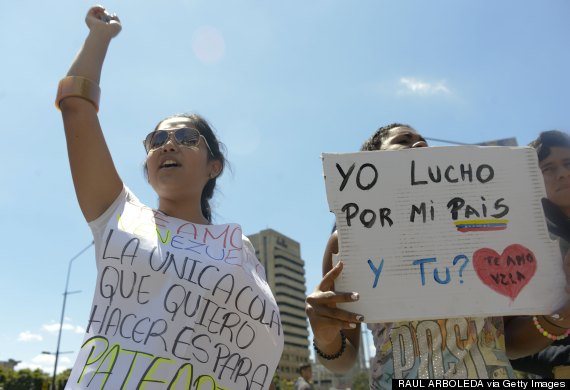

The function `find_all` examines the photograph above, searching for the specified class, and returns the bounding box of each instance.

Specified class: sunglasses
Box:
[143,127,214,156]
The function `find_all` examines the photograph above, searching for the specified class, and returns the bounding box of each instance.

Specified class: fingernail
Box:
[356,315,365,322]
[349,323,356,328]
[336,261,343,267]
[351,293,359,301]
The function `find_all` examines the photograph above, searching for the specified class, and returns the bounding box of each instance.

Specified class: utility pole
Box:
[49,241,94,390]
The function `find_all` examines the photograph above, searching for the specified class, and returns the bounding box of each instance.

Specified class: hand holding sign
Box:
[306,260,364,349]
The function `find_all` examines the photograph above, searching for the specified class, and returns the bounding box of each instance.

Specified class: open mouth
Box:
[160,160,180,169]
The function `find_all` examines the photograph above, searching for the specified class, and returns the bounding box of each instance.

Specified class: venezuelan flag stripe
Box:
[454,219,509,232]
[457,226,507,232]
[453,219,509,226]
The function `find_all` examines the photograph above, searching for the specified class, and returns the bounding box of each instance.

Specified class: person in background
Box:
[294,363,313,390]
[510,130,570,378]
[306,124,570,388]
[57,6,283,389]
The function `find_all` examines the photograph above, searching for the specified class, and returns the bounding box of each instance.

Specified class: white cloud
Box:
[17,354,73,374]
[17,331,43,342]
[399,77,451,95]
[42,322,84,334]
[31,353,55,365]
[74,325,86,334]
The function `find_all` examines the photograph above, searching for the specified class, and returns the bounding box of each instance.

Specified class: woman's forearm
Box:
[58,6,123,222]
[67,30,112,83]
[314,331,358,373]
[505,315,561,359]
[65,7,120,83]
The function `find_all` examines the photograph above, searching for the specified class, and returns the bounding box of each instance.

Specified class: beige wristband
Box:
[55,76,100,112]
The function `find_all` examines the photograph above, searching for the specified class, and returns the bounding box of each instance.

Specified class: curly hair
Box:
[360,123,416,151]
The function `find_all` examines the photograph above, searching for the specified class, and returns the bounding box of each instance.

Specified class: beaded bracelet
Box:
[533,316,570,341]
[313,331,346,360]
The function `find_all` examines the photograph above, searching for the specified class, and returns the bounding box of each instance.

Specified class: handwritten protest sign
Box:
[322,146,565,322]
[66,191,283,390]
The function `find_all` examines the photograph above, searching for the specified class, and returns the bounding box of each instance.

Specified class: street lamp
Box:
[49,241,94,390]
[41,351,73,390]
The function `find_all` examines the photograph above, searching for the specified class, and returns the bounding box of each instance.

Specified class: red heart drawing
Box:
[472,244,537,301]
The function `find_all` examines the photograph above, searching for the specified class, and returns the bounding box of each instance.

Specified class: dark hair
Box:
[147,113,227,222]
[529,130,570,162]
[360,123,415,151]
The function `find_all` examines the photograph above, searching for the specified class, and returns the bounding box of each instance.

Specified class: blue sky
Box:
[1,0,569,374]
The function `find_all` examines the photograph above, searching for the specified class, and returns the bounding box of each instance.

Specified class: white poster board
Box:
[322,146,565,322]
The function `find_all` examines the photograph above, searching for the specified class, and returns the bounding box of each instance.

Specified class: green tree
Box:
[55,368,72,390]
[4,368,49,390]
[352,370,369,390]
[274,376,294,390]
[0,365,16,388]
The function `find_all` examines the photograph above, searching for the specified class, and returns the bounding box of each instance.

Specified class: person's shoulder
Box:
[241,233,253,245]
[326,230,339,253]
[241,234,258,255]
[330,229,338,242]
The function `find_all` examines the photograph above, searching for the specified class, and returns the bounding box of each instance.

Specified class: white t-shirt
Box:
[66,187,284,389]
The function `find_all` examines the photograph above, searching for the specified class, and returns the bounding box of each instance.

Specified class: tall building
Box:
[248,228,310,381]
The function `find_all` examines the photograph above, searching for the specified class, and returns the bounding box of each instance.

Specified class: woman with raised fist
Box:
[56,6,283,389]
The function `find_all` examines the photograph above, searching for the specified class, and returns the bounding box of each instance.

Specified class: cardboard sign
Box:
[322,146,565,322]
